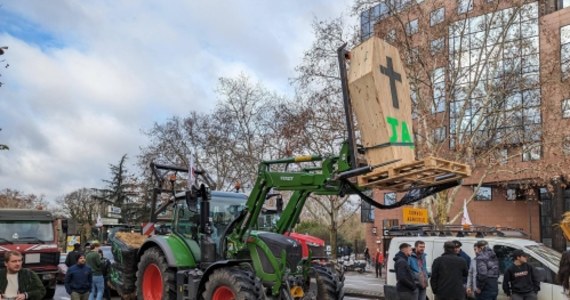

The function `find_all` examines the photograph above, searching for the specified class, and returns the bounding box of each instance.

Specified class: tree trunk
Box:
[552,178,566,252]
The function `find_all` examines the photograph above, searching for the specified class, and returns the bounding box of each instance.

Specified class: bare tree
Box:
[353,0,568,225]
[292,17,363,257]
[0,189,46,209]
[56,188,100,241]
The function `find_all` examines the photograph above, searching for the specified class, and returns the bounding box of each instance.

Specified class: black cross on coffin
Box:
[380,56,402,109]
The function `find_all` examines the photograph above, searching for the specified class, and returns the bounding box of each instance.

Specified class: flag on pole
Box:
[96,213,103,227]
[461,199,472,226]
[187,153,195,187]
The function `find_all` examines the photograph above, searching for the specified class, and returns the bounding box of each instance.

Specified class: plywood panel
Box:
[348,37,415,172]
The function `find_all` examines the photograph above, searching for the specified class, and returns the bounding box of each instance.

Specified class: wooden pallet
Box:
[358,156,471,191]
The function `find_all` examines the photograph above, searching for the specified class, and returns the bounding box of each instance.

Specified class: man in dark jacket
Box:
[502,250,540,300]
[0,251,46,300]
[430,241,468,300]
[453,240,471,284]
[65,243,83,267]
[473,241,500,300]
[65,254,92,300]
[395,243,418,300]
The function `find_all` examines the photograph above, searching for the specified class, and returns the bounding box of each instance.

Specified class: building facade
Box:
[358,0,570,253]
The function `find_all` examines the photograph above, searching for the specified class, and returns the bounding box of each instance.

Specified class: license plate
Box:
[26,253,40,264]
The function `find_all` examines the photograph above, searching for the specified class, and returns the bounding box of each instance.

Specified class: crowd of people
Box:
[0,242,111,300]
[393,239,555,300]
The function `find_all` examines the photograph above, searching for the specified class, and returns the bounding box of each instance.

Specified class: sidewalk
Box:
[343,270,385,299]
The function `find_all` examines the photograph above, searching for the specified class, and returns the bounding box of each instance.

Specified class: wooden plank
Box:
[357,156,471,191]
[348,37,416,170]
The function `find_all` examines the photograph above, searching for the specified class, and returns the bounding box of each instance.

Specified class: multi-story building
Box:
[357,0,570,253]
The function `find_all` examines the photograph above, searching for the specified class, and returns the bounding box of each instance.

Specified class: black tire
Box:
[136,247,176,300]
[312,265,344,300]
[202,267,264,300]
[43,287,55,299]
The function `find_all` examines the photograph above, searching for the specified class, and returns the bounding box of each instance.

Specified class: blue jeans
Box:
[88,275,104,300]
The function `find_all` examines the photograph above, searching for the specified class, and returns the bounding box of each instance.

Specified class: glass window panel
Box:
[562,99,570,119]
[370,5,380,22]
[431,37,445,54]
[563,0,570,8]
[522,143,541,161]
[522,37,539,56]
[523,107,541,124]
[407,19,419,35]
[386,29,397,42]
[562,25,570,43]
[523,72,539,86]
[522,55,540,73]
[450,19,467,37]
[506,92,523,110]
[504,41,521,58]
[506,24,522,41]
[520,2,538,22]
[458,0,474,14]
[433,127,447,143]
[384,192,397,205]
[563,136,570,155]
[472,31,485,49]
[522,89,540,107]
[521,21,539,39]
[487,27,503,46]
[431,8,445,26]
[475,186,492,201]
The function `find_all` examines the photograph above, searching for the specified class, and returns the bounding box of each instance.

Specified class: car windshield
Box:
[0,221,54,242]
[526,244,561,267]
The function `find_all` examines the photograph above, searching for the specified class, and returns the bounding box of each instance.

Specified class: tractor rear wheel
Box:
[312,265,342,300]
[202,267,264,300]
[136,247,176,300]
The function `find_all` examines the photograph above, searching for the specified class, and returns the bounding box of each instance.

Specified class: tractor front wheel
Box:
[136,247,176,300]
[202,267,263,300]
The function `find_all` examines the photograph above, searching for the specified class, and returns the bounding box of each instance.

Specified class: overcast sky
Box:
[0,1,354,203]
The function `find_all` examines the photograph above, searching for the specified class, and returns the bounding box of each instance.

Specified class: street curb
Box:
[344,288,383,299]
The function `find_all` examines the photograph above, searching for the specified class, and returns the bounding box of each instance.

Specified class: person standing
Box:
[467,240,500,300]
[364,247,371,265]
[0,251,46,300]
[394,243,418,300]
[375,248,385,278]
[430,241,468,300]
[65,254,92,300]
[503,250,540,300]
[66,243,83,267]
[86,243,104,300]
[409,241,429,300]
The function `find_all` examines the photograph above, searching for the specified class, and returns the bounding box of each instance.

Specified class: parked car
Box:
[57,253,67,284]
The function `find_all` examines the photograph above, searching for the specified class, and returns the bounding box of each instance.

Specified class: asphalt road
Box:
[55,284,120,300]
[54,271,384,300]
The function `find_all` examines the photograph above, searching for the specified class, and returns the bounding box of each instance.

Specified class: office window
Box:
[386,29,397,43]
[498,149,508,164]
[384,192,397,205]
[431,37,445,54]
[448,3,540,149]
[522,143,541,161]
[458,0,474,14]
[562,99,570,118]
[433,126,447,143]
[563,136,570,155]
[430,8,445,26]
[562,25,570,80]
[506,188,523,201]
[361,201,374,223]
[475,186,492,201]
[406,19,419,36]
[432,67,446,113]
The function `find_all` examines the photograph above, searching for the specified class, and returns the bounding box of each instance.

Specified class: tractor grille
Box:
[309,244,325,257]
[257,232,302,271]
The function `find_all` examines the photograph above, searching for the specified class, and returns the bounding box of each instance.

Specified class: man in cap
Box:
[66,243,83,267]
[502,250,540,300]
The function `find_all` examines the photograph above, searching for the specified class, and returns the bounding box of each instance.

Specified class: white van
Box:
[386,235,564,300]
